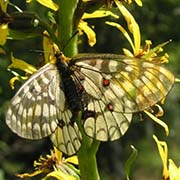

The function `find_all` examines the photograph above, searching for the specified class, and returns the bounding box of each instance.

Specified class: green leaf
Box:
[125,145,138,180]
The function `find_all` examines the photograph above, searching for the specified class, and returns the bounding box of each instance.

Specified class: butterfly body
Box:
[6,53,175,155]
[55,54,82,112]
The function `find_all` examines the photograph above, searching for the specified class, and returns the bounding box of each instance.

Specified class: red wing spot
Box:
[107,103,114,111]
[103,78,110,87]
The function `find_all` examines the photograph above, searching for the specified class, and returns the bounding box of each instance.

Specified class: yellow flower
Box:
[153,135,180,180]
[144,111,169,136]
[26,0,59,11]
[106,0,170,63]
[0,0,9,45]
[8,53,37,74]
[7,53,37,89]
[107,0,141,56]
[17,147,79,180]
[105,0,175,138]
[79,9,119,47]
[78,20,96,47]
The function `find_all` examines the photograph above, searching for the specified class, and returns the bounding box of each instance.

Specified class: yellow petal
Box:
[175,78,180,83]
[153,135,169,179]
[82,10,119,19]
[43,34,56,63]
[144,110,169,136]
[9,76,21,90]
[65,156,79,165]
[0,24,8,45]
[78,21,96,47]
[134,0,143,6]
[125,0,132,4]
[0,0,8,12]
[26,0,59,11]
[154,104,164,117]
[106,21,135,52]
[54,146,63,162]
[8,68,28,89]
[8,53,37,74]
[43,170,76,180]
[169,159,180,180]
[16,169,43,178]
[122,48,134,57]
[114,0,141,55]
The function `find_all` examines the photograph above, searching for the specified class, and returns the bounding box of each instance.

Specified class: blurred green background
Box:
[0,0,180,179]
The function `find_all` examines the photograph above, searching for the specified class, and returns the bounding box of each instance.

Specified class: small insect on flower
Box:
[6,52,175,155]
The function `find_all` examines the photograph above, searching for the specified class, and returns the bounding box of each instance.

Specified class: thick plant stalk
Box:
[56,1,100,179]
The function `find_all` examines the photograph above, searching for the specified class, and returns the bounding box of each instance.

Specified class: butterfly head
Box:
[54,51,70,64]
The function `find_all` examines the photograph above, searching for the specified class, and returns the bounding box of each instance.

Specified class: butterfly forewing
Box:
[71,54,174,140]
[72,54,174,112]
[6,64,60,139]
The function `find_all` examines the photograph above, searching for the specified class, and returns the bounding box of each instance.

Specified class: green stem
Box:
[77,135,100,180]
[56,0,78,56]
[56,1,100,179]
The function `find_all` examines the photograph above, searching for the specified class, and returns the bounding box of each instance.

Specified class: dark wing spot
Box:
[69,116,76,126]
[58,119,65,128]
[82,110,96,120]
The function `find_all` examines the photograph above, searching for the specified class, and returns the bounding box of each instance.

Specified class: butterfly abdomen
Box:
[56,59,81,112]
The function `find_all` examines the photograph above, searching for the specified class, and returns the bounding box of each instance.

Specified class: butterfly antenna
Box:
[61,31,79,52]
[29,49,44,53]
[30,31,78,56]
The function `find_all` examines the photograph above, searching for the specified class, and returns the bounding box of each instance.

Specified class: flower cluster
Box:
[17,147,80,180]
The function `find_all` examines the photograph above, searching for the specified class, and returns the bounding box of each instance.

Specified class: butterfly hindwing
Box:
[50,111,82,155]
[81,98,132,141]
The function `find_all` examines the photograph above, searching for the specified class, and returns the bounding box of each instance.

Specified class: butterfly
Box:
[6,53,175,155]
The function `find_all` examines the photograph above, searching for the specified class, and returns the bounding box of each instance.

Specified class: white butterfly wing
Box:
[72,54,174,141]
[6,64,59,139]
[6,63,82,155]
